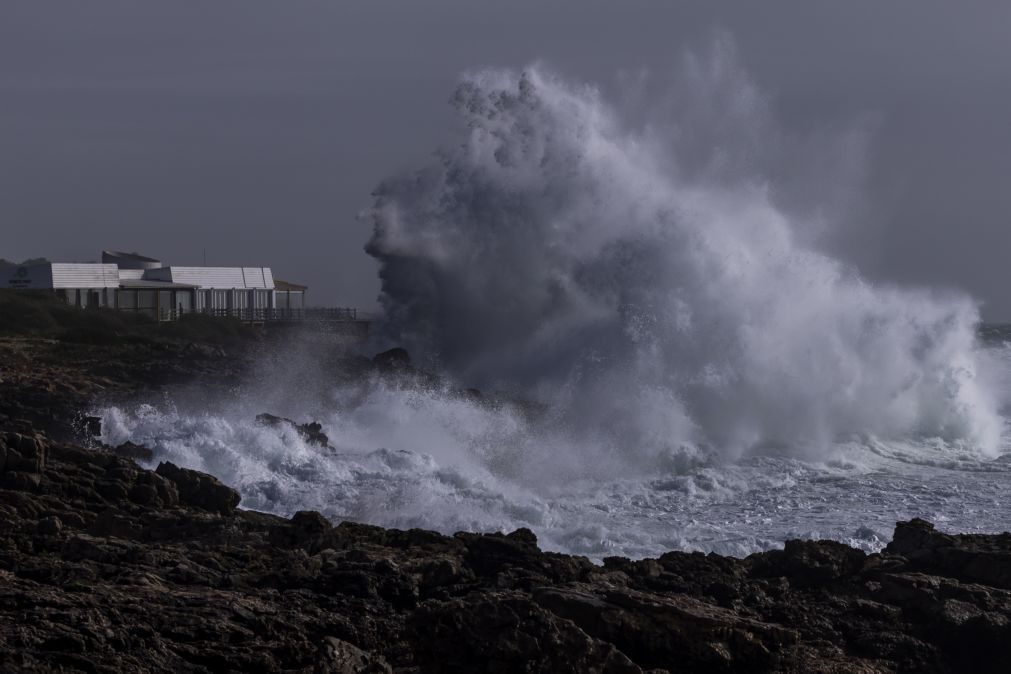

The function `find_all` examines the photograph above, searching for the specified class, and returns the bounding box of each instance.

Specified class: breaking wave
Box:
[364,41,1000,466]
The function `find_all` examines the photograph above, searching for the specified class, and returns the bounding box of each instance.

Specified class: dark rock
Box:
[314,636,392,673]
[36,515,63,536]
[886,518,1011,589]
[112,441,154,462]
[292,509,332,535]
[507,527,539,547]
[1,470,41,490]
[155,461,240,514]
[2,432,47,473]
[412,592,643,673]
[273,510,335,553]
[536,585,795,671]
[751,538,867,585]
[372,347,411,371]
[181,342,226,359]
[256,413,331,448]
[3,336,1011,673]
[79,415,103,437]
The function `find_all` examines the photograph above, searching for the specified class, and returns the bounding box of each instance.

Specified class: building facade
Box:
[1,251,306,321]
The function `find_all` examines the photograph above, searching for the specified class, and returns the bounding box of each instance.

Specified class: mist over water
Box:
[98,42,1011,559]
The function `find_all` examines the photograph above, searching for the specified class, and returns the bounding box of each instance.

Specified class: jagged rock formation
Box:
[255,413,332,449]
[3,424,1011,672]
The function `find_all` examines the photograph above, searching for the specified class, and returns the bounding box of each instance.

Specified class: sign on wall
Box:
[7,267,32,288]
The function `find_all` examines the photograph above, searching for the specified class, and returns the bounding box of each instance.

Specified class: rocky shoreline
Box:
[2,335,1010,672]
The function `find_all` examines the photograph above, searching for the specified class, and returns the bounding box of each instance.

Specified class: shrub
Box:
[0,291,152,339]
[0,290,258,346]
[158,313,255,345]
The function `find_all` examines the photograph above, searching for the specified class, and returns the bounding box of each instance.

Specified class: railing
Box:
[159,307,360,323]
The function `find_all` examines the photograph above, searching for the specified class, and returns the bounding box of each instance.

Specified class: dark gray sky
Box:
[3,1,1010,318]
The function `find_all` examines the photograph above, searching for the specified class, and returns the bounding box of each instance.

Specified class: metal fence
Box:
[158,307,359,323]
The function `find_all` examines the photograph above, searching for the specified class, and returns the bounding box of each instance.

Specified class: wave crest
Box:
[365,48,999,465]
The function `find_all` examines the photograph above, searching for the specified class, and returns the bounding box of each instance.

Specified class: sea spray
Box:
[364,51,1000,464]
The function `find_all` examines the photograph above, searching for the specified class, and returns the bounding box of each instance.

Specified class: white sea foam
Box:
[95,356,1011,560]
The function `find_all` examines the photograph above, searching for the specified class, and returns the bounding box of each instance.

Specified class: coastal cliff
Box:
[1,335,1009,672]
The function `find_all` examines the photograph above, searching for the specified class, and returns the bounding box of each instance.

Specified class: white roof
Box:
[3,259,277,291]
[2,263,119,289]
[143,266,275,289]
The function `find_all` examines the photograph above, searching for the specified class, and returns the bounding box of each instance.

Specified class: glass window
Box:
[118,290,137,309]
[138,290,157,309]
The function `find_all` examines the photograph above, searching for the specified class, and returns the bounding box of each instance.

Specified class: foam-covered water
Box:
[94,340,1011,559]
[96,43,1011,559]
[97,358,1011,559]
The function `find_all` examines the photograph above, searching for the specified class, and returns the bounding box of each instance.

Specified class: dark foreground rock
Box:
[3,336,1011,672]
[2,425,1011,672]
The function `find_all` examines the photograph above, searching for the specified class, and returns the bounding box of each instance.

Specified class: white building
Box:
[1,251,307,321]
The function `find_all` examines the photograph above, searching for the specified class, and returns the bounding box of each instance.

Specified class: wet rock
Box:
[535,585,795,671]
[4,425,1011,673]
[314,636,392,674]
[181,342,226,359]
[886,518,1011,590]
[1,470,41,490]
[78,414,103,437]
[256,412,331,448]
[412,592,643,673]
[272,509,335,553]
[36,515,63,536]
[154,461,240,514]
[751,538,867,585]
[1,432,47,473]
[112,440,154,462]
[128,471,179,508]
[3,336,1011,673]
[372,347,411,372]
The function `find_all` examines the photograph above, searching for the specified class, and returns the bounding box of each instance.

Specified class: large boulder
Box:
[1,431,47,473]
[886,519,1011,590]
[256,413,331,449]
[154,461,240,514]
[750,538,867,585]
[372,348,411,372]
